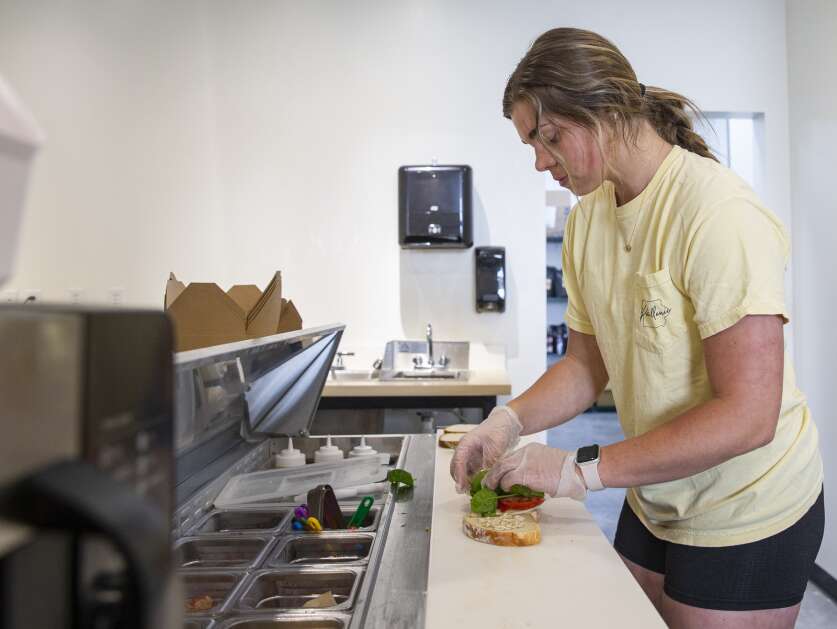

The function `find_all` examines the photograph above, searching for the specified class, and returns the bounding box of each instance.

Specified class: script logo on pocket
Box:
[640,299,672,328]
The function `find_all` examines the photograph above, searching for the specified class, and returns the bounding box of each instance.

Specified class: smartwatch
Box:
[575,444,605,491]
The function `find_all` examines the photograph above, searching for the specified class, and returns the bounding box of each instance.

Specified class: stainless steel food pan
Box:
[192,509,291,535]
[279,507,380,534]
[181,570,245,615]
[176,536,273,570]
[213,613,350,628]
[267,534,374,568]
[231,568,363,613]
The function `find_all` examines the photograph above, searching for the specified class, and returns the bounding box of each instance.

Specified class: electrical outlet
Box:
[68,288,84,304]
[2,289,19,303]
[108,287,125,307]
[22,289,42,304]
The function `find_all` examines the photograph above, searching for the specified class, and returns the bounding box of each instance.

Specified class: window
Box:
[693,112,764,193]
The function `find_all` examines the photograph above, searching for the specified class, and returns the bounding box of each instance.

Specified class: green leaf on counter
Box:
[471,488,499,516]
[387,468,414,489]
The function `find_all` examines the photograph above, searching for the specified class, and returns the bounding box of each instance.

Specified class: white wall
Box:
[787,0,837,577]
[0,0,793,398]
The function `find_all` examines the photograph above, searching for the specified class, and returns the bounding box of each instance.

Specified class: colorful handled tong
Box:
[347,496,374,530]
[291,504,322,532]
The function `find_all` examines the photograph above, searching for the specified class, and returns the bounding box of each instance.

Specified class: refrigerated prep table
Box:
[171,325,434,628]
[171,324,663,628]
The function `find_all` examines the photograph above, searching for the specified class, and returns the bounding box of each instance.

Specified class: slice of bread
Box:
[438,433,462,449]
[443,424,478,434]
[463,512,541,546]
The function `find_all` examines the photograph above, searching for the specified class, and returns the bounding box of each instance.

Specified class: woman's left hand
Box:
[483,442,587,500]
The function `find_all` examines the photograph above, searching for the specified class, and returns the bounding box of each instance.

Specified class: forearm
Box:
[599,397,776,488]
[507,354,604,435]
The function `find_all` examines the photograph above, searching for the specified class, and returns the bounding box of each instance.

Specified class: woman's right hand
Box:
[449,405,523,493]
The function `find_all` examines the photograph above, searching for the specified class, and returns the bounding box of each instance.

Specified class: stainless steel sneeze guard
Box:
[170,324,435,628]
[173,325,344,503]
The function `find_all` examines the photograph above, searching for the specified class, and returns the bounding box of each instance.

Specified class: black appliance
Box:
[0,306,178,629]
[476,246,506,312]
[547,323,569,356]
[546,266,567,299]
[398,165,473,248]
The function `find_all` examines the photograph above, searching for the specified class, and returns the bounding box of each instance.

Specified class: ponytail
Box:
[642,87,719,162]
[503,28,720,163]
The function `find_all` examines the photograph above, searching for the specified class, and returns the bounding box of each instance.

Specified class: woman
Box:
[451,28,823,628]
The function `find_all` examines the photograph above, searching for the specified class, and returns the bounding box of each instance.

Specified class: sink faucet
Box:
[426,323,434,367]
[333,351,354,370]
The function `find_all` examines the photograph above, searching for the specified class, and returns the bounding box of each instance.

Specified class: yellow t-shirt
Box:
[562,145,822,547]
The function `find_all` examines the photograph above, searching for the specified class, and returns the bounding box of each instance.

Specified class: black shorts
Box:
[613,488,825,611]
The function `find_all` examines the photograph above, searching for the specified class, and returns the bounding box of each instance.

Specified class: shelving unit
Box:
[546,235,567,364]
[545,182,571,372]
[544,183,614,411]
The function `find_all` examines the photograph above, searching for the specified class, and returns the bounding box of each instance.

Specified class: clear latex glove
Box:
[449,405,523,493]
[483,443,587,500]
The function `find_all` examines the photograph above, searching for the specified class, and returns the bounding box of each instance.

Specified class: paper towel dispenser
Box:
[398,165,473,248]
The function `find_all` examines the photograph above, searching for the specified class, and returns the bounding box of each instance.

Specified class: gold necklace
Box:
[615,187,644,253]
[618,143,670,252]
[623,206,643,252]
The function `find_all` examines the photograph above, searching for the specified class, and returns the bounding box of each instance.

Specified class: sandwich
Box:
[462,469,546,546]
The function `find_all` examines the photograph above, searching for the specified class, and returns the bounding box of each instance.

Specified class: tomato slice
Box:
[497,496,544,512]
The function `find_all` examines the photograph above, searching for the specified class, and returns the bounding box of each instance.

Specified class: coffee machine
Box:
[0,307,180,629]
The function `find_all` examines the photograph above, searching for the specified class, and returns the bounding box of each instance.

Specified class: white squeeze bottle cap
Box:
[314,435,345,463]
[348,435,377,458]
[275,437,306,468]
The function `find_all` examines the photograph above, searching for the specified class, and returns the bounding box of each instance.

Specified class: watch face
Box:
[576,444,600,464]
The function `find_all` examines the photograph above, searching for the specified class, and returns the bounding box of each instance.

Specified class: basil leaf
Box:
[508,484,544,499]
[469,469,488,496]
[471,488,499,516]
[387,468,414,488]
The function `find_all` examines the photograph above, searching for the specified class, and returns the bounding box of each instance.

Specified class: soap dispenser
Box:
[275,437,306,468]
[314,436,345,464]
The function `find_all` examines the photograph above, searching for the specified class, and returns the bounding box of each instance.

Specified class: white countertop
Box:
[322,342,512,398]
[425,437,666,629]
[321,369,511,398]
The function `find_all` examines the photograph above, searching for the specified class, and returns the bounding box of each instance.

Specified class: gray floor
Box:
[546,411,837,628]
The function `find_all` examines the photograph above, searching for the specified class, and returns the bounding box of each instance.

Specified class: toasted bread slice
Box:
[443,424,478,434]
[463,512,541,546]
[438,433,462,449]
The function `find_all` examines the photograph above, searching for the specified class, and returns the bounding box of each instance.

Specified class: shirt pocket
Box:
[634,268,687,354]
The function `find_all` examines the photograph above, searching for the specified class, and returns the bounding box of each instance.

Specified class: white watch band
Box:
[575,452,605,491]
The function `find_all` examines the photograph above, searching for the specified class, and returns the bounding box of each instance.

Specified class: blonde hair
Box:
[503,28,718,165]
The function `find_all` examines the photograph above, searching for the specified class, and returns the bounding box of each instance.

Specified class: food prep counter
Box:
[319,370,511,422]
[427,439,666,628]
[321,370,512,398]
[171,326,662,628]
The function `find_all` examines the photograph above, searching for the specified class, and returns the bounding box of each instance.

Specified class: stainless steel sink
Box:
[379,340,469,381]
[329,369,378,382]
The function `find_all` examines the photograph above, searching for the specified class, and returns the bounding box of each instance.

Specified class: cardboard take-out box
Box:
[164,271,302,352]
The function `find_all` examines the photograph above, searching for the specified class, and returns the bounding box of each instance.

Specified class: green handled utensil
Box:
[347,495,374,529]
